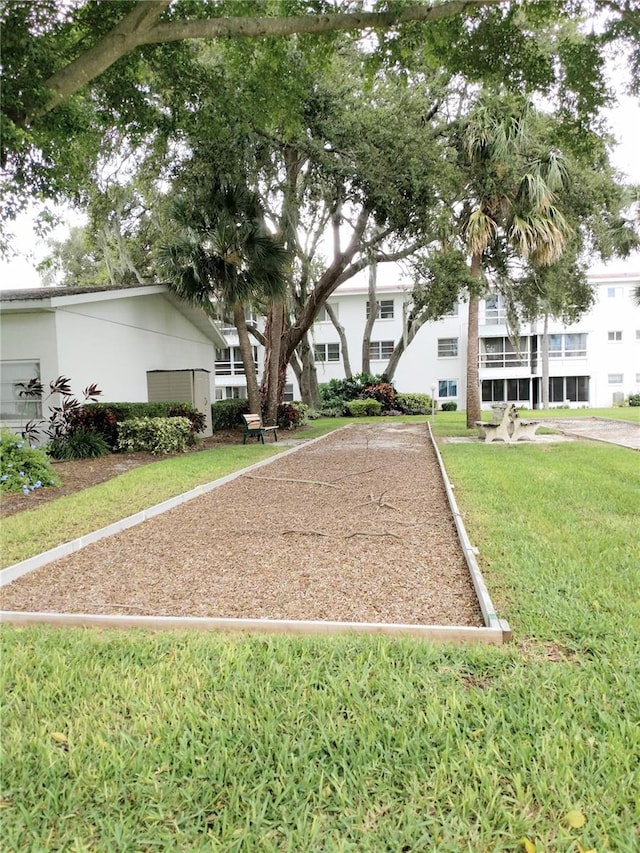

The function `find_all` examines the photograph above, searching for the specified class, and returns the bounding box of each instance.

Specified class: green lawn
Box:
[1,414,639,851]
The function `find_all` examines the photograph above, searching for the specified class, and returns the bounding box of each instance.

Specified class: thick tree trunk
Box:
[233,302,261,414]
[291,336,321,409]
[465,253,482,428]
[361,260,377,375]
[264,300,284,425]
[325,302,352,379]
[541,310,550,410]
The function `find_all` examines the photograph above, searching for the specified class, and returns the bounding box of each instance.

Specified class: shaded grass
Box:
[0,445,281,567]
[2,419,639,851]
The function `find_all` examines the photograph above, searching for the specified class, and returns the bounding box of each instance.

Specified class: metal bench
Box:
[241,414,279,444]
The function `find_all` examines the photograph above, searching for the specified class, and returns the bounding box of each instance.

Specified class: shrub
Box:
[396,393,435,415]
[47,429,111,461]
[117,417,192,455]
[73,402,206,448]
[277,401,309,430]
[0,429,59,494]
[211,398,249,431]
[17,375,102,444]
[441,401,457,411]
[361,382,396,411]
[345,399,382,417]
[628,394,640,407]
[69,405,119,448]
[319,373,382,407]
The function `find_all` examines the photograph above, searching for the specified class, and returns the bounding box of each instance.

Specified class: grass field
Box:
[1,412,639,851]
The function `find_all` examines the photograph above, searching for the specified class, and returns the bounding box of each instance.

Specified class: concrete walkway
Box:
[544,416,640,450]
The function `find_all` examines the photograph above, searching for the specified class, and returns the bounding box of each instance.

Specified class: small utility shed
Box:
[0,284,227,436]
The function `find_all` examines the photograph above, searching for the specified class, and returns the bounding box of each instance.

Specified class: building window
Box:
[215,346,258,376]
[548,376,589,403]
[636,330,640,340]
[283,384,294,402]
[480,337,529,368]
[607,286,622,298]
[214,386,248,401]
[608,331,622,342]
[443,304,459,317]
[437,337,458,358]
[314,343,340,362]
[608,374,623,384]
[482,378,530,403]
[483,293,507,325]
[548,333,587,358]
[438,379,457,398]
[315,303,337,323]
[369,340,394,360]
[0,360,42,421]
[366,299,394,319]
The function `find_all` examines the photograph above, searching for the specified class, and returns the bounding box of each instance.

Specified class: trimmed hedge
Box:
[345,399,382,417]
[395,392,435,415]
[211,399,249,431]
[117,417,192,455]
[72,402,206,448]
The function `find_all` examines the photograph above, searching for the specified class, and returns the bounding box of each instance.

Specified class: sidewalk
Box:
[545,417,640,450]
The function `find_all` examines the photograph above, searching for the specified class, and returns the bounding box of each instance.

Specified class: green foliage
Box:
[627,394,640,407]
[395,392,435,415]
[276,401,309,430]
[345,399,382,417]
[0,429,59,494]
[441,401,457,411]
[74,402,206,449]
[117,417,192,455]
[211,399,249,431]
[47,429,110,461]
[361,382,396,411]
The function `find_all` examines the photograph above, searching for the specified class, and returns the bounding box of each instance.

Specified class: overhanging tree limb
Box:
[35,0,501,121]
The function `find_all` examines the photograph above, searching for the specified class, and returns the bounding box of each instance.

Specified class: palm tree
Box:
[458,96,572,427]
[158,182,288,417]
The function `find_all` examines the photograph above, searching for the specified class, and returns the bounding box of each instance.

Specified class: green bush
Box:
[0,429,59,494]
[211,398,250,431]
[319,373,381,407]
[117,417,192,455]
[628,394,640,407]
[396,392,435,414]
[361,382,396,411]
[441,401,457,411]
[47,429,111,460]
[345,399,382,417]
[73,402,206,448]
[277,401,309,430]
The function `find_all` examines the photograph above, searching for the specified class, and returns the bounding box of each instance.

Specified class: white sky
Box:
[1,74,638,289]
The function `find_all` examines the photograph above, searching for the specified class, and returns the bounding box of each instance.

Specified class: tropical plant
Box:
[158,181,289,417]
[17,375,103,444]
[455,94,573,426]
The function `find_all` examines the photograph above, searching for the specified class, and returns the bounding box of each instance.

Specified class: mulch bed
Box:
[0,423,483,627]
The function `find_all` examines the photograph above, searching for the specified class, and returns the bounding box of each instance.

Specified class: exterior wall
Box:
[0,288,222,433]
[53,294,217,402]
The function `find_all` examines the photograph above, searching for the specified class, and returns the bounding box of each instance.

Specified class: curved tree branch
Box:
[36,0,500,121]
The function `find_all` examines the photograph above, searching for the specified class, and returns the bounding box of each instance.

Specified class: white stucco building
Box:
[0,284,227,435]
[215,269,640,411]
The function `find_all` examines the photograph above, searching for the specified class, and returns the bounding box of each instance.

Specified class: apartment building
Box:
[215,269,640,411]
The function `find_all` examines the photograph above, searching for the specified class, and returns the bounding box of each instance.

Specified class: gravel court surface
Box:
[0,423,484,627]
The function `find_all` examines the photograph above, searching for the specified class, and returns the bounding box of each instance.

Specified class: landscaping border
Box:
[1,424,510,644]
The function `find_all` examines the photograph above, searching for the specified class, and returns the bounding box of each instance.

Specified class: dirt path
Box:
[1,423,483,627]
